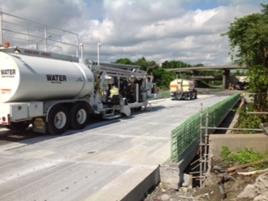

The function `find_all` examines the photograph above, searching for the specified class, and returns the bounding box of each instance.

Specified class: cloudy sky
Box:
[0,0,266,65]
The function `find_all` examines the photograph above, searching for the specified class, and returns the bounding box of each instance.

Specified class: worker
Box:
[109,84,120,105]
[109,84,119,98]
[146,77,153,98]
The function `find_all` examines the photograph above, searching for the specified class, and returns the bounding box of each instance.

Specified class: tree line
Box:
[115,57,203,89]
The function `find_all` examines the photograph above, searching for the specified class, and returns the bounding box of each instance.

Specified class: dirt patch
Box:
[144,161,268,201]
[145,182,195,201]
[144,173,259,201]
[194,172,258,201]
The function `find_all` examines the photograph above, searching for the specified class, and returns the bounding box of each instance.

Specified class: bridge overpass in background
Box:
[166,65,247,89]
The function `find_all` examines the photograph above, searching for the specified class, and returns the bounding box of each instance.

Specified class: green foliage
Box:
[236,103,268,130]
[221,146,264,165]
[238,112,262,130]
[152,67,175,89]
[248,66,268,110]
[162,60,191,68]
[115,56,207,89]
[115,58,134,65]
[227,5,268,66]
[135,57,150,70]
[221,146,232,162]
[194,69,223,78]
[226,3,268,110]
[115,57,176,88]
[262,3,268,15]
[249,65,268,93]
[115,57,209,88]
[233,70,247,76]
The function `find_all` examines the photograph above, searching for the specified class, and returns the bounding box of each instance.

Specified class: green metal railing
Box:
[171,93,240,162]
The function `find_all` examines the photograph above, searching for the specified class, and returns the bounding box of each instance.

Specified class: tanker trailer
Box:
[169,79,197,100]
[0,48,95,134]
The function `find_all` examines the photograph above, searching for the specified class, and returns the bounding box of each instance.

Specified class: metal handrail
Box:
[1,11,78,36]
[0,11,79,55]
[3,28,78,47]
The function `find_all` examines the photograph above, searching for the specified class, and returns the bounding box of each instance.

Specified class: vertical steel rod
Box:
[79,43,84,61]
[199,103,203,187]
[203,111,209,184]
[76,36,79,57]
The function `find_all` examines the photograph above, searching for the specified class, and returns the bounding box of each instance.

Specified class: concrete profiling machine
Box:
[0,47,153,134]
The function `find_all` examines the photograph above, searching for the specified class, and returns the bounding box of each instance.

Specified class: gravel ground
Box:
[145,165,267,201]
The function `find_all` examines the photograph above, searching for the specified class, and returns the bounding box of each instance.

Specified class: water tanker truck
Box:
[0,47,152,134]
[169,79,197,100]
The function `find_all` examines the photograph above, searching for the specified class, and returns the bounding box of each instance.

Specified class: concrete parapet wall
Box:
[210,134,268,159]
[121,166,160,201]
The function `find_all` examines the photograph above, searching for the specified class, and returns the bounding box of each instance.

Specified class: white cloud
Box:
[0,0,264,65]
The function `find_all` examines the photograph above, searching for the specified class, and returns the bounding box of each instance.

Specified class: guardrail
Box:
[171,93,241,162]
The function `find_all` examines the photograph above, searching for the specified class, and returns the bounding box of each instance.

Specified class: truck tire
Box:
[183,93,189,100]
[47,104,69,134]
[189,92,193,100]
[70,103,90,129]
[188,93,192,100]
[175,93,181,100]
[190,91,196,100]
[7,122,29,132]
[193,91,197,99]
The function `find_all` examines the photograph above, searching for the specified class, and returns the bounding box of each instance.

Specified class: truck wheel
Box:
[7,122,29,132]
[175,94,181,100]
[47,105,69,134]
[70,103,90,129]
[189,92,193,100]
[194,92,197,99]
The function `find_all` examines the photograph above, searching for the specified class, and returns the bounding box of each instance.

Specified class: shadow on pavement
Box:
[0,105,165,146]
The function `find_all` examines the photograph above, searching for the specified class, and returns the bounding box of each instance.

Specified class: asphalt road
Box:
[0,94,230,201]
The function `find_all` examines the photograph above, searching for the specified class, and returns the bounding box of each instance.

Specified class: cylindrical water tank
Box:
[170,79,195,92]
[0,52,94,102]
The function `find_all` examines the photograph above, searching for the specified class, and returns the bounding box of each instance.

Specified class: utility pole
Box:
[79,43,84,62]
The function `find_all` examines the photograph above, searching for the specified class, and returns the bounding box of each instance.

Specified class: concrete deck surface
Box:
[0,94,229,201]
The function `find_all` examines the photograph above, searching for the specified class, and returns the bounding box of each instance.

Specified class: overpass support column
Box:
[222,69,230,89]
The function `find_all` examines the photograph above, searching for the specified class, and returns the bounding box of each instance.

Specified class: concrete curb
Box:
[83,165,160,201]
[122,166,160,201]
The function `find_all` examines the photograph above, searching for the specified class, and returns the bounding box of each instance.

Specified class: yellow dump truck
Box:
[169,79,197,100]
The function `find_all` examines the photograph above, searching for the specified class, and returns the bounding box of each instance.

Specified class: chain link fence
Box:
[171,93,241,162]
